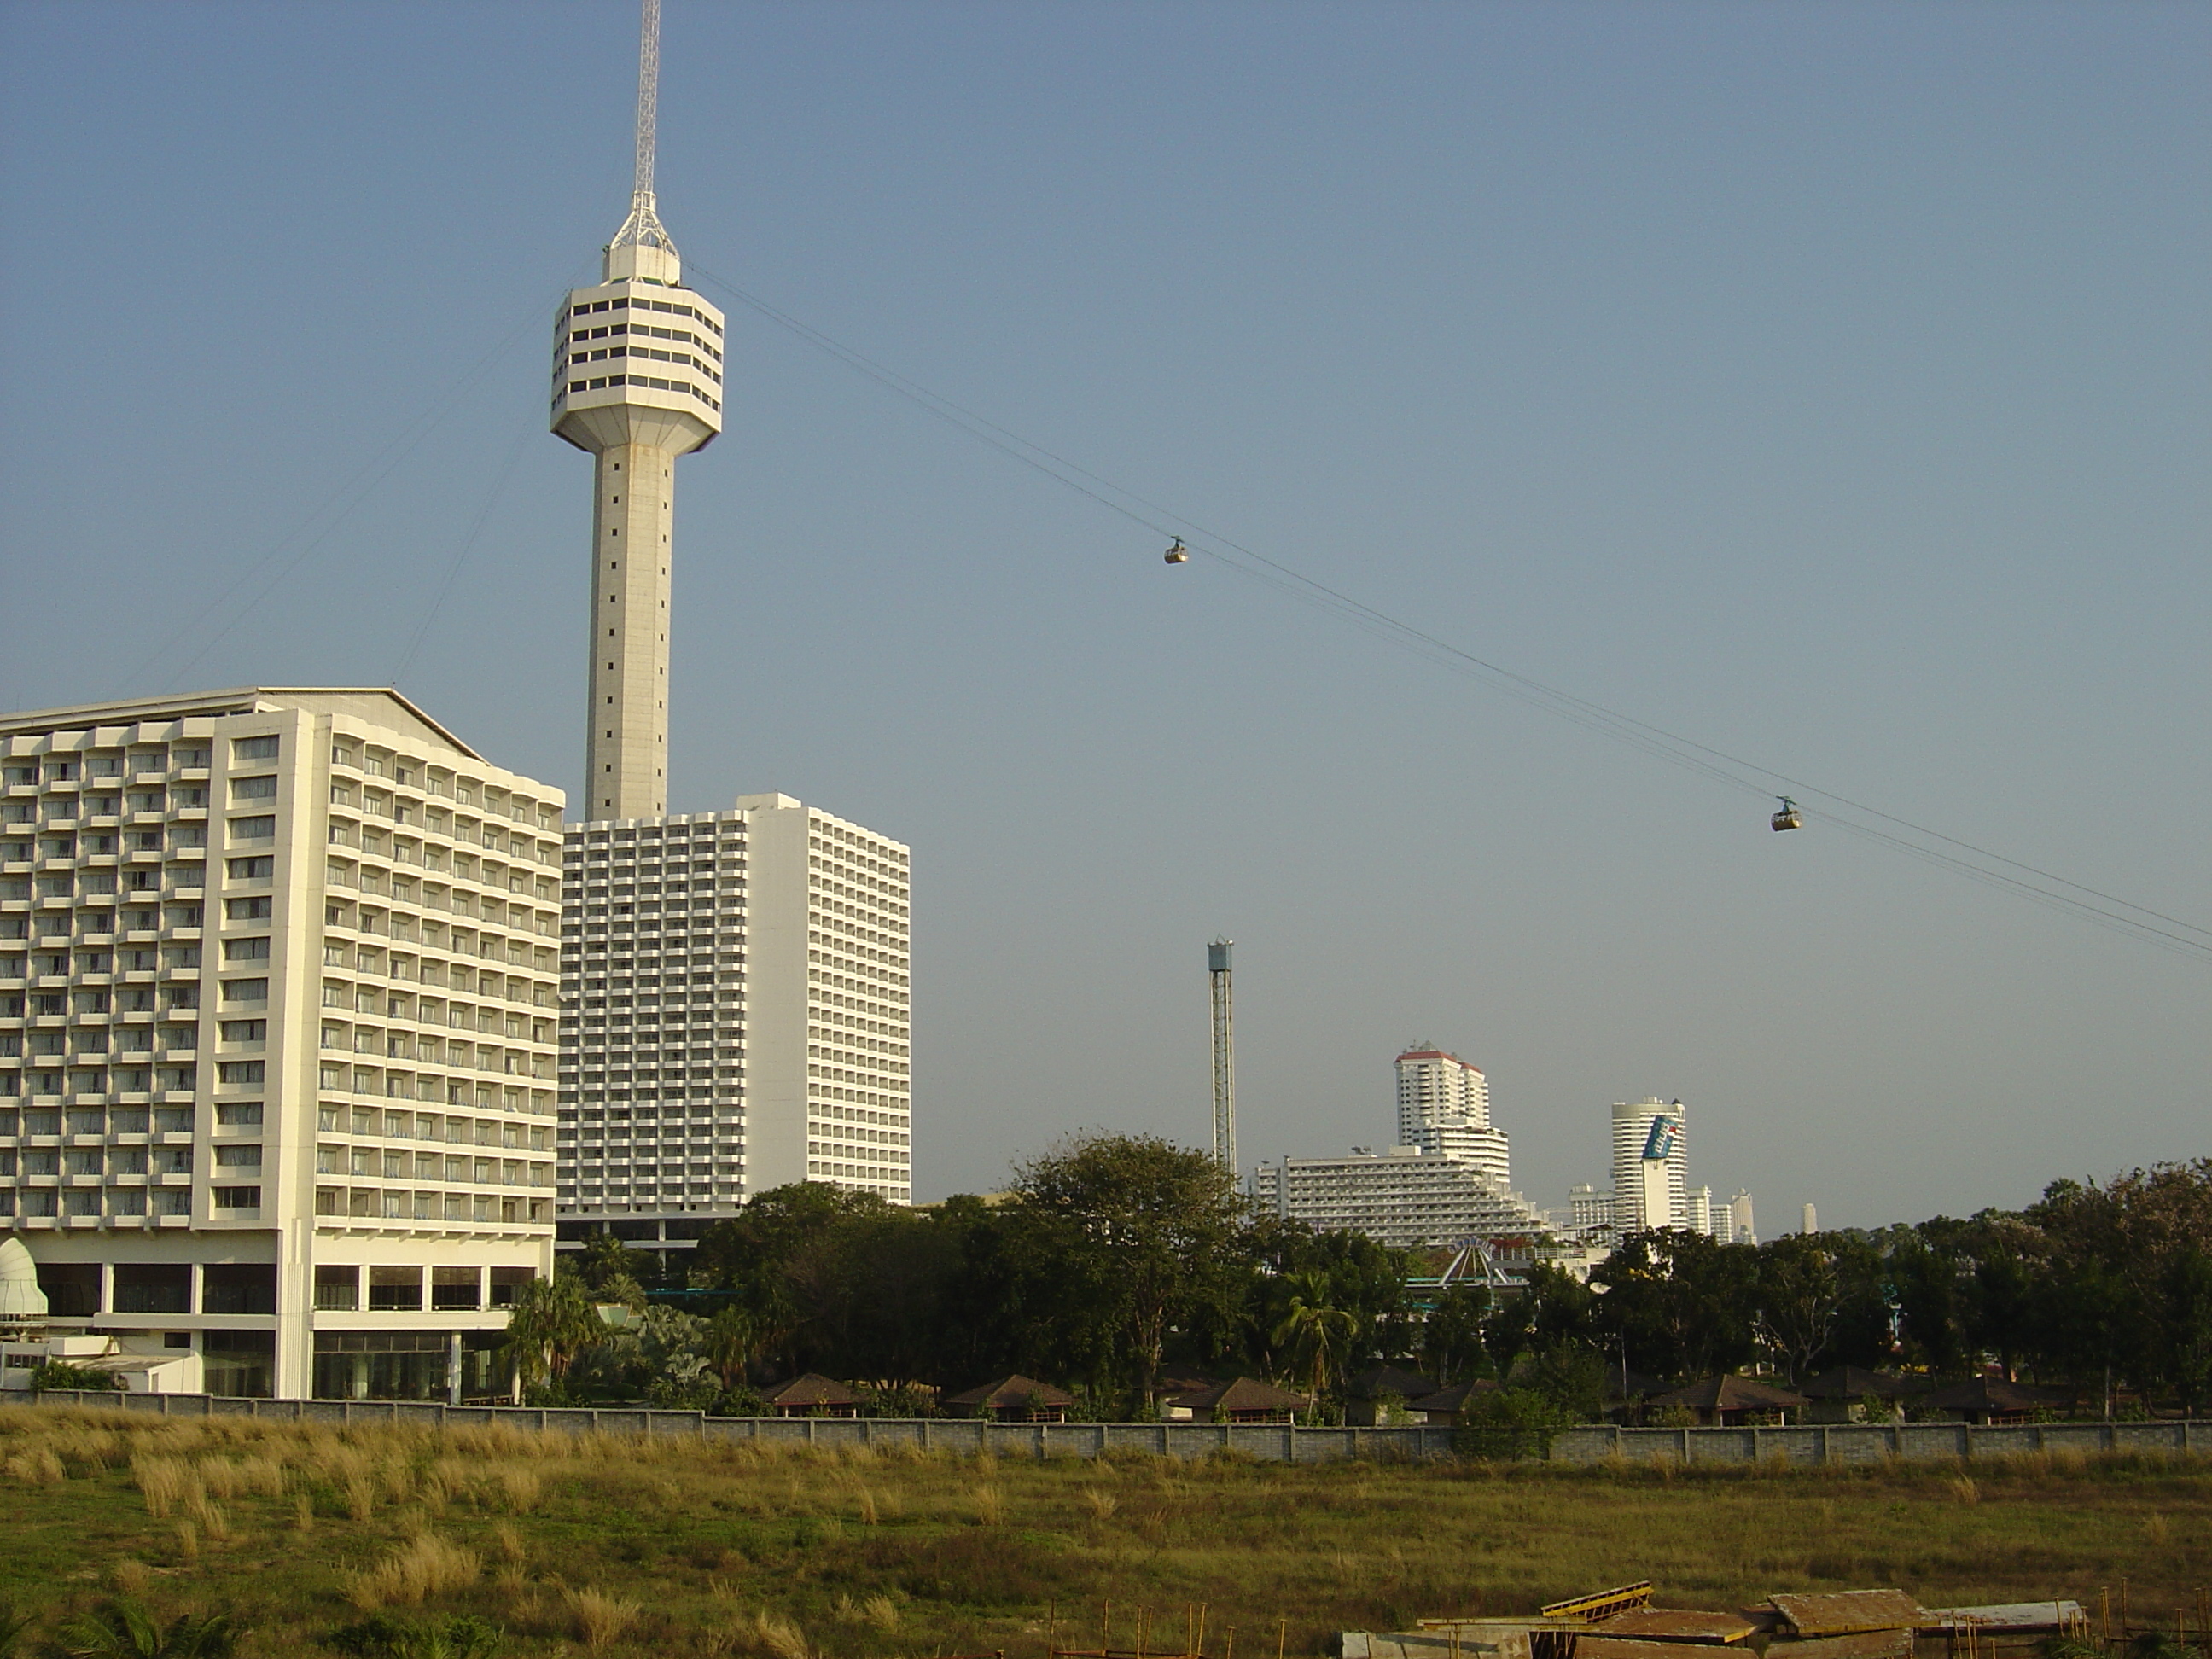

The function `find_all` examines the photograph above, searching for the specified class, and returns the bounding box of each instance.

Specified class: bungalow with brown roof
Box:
[1172,1376,1311,1424]
[1342,1365,1439,1425]
[1916,1376,2058,1425]
[760,1373,861,1418]
[1406,1378,1502,1425]
[1646,1374,1809,1427]
[941,1374,1080,1422]
[1795,1366,1927,1423]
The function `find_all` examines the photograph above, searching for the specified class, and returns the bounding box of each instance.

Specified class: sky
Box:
[1,1,2204,1227]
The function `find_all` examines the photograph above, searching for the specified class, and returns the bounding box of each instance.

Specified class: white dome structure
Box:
[0,1238,47,1321]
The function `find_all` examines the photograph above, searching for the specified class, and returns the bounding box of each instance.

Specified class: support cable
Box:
[687,260,2211,965]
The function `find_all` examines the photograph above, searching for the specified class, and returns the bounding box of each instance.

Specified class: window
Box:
[217,1061,265,1085]
[113,1263,191,1314]
[232,736,280,760]
[222,978,268,1003]
[313,1265,359,1311]
[218,1020,265,1043]
[230,776,277,801]
[431,1266,480,1311]
[224,938,270,962]
[214,1144,262,1168]
[230,816,276,841]
[210,1186,262,1211]
[224,896,272,919]
[215,1101,264,1126]
[368,1266,422,1311]
[227,857,274,880]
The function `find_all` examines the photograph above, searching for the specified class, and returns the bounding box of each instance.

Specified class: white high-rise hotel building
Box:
[0,690,560,1400]
[555,2,910,1260]
[1394,1046,1509,1190]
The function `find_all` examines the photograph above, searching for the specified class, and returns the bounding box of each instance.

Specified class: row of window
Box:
[1,749,212,785]
[317,1104,546,1149]
[3,1066,201,1097]
[313,1187,547,1225]
[567,343,723,384]
[567,318,724,364]
[331,743,556,830]
[561,374,722,413]
[3,1187,247,1217]
[568,294,722,335]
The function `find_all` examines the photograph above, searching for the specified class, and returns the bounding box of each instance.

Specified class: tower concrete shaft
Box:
[585,443,676,819]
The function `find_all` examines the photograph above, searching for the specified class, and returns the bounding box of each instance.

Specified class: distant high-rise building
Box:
[0,690,561,1400]
[1567,1181,1615,1232]
[1801,1202,1818,1236]
[1723,1189,1756,1244]
[1254,1147,1551,1252]
[1609,1097,1690,1231]
[1688,1184,1714,1237]
[1394,1046,1510,1190]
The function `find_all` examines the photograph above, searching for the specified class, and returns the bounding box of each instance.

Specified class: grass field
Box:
[2,1406,2205,1657]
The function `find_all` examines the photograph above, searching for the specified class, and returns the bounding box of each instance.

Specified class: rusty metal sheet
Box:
[1592,1610,1760,1644]
[1769,1630,1916,1659]
[1768,1593,1925,1639]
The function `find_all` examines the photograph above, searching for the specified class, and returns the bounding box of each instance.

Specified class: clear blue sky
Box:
[3,2,2204,1225]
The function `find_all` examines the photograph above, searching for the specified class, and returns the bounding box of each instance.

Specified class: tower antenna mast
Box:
[612,0,674,257]
[1208,940,1237,1172]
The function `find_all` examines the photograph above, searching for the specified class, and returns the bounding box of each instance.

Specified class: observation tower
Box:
[551,0,725,821]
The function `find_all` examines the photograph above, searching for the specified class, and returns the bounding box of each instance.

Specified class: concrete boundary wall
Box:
[10,1391,2206,1464]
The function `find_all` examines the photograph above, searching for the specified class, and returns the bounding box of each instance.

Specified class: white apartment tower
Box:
[559,799,911,1231]
[1394,1045,1510,1190]
[0,690,560,1400]
[1609,1097,1691,1232]
[552,0,725,824]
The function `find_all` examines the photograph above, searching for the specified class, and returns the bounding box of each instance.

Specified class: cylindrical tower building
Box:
[550,0,723,823]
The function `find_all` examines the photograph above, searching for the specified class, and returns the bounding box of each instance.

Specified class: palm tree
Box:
[501,1277,603,1388]
[49,1600,242,1659]
[1272,1271,1359,1402]
[702,1305,760,1393]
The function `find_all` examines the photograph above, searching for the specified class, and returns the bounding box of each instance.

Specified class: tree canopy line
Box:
[504,1135,2212,1423]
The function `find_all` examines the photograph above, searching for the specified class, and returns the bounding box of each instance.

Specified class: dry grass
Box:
[346,1534,481,1609]
[0,1404,2204,1658]
[566,1586,643,1649]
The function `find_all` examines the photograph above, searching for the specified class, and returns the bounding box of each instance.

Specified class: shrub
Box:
[27,1360,123,1393]
[49,1598,244,1658]
[1452,1388,1575,1458]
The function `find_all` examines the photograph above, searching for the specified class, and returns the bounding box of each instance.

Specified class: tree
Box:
[1755,1234,1846,1382]
[1272,1270,1359,1400]
[1590,1233,1755,1382]
[1418,1283,1493,1385]
[1008,1133,1254,1401]
[501,1276,602,1388]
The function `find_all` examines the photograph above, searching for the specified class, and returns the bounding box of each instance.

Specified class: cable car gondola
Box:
[1164,538,1189,564]
[1771,796,1802,832]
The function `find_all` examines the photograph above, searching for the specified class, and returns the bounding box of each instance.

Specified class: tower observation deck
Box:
[551,0,724,822]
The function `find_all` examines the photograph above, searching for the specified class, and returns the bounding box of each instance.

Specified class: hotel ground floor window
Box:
[202,1330,276,1399]
[311,1330,514,1402]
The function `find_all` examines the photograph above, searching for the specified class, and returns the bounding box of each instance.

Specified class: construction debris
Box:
[1542,1586,1656,1625]
[1589,1610,1758,1645]
[1919,1604,2087,1637]
[1345,1581,2110,1659]
[1761,1593,1925,1641]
